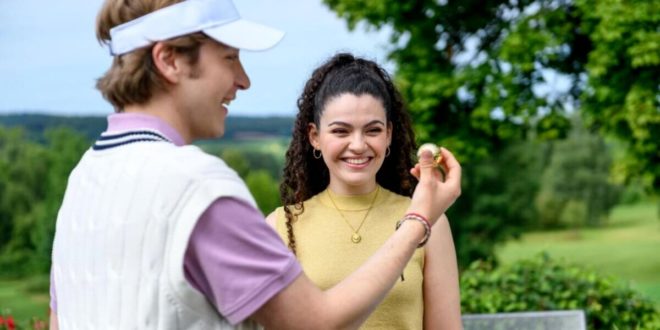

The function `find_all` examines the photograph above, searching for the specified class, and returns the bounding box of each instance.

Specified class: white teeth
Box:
[345,158,369,165]
[222,100,231,106]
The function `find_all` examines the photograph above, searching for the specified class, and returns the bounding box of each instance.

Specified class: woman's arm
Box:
[423,214,462,329]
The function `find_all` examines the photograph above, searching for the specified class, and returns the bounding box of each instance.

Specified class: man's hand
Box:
[408,147,461,226]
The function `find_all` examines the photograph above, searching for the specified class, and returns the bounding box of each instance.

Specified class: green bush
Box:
[461,254,660,329]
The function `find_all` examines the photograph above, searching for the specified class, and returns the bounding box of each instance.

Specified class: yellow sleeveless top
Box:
[274,186,424,330]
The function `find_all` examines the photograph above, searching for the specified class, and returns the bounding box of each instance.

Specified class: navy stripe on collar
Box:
[93,130,172,151]
[98,130,170,141]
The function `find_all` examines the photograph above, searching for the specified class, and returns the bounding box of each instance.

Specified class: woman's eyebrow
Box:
[327,121,351,127]
[327,120,385,127]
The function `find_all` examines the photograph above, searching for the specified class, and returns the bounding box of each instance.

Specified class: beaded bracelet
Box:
[395,212,432,248]
[405,212,432,233]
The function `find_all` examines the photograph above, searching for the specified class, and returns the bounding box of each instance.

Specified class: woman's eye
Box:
[367,128,382,134]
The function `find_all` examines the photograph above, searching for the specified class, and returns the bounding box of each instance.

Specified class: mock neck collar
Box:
[320,185,384,211]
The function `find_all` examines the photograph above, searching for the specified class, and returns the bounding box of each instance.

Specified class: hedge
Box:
[460,254,660,329]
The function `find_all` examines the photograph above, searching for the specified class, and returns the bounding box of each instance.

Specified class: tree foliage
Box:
[0,126,88,276]
[246,170,281,215]
[455,141,545,263]
[324,0,659,265]
[219,147,284,215]
[324,0,658,187]
[536,117,622,228]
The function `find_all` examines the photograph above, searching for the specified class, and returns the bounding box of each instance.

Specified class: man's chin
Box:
[210,125,226,139]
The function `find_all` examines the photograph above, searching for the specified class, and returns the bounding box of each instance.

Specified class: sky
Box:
[0,0,394,117]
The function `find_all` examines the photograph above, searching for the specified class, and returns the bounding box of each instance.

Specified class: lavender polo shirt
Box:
[50,113,302,324]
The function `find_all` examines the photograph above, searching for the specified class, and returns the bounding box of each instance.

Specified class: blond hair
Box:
[96,0,209,111]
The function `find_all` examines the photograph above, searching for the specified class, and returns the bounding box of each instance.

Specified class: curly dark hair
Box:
[279,53,418,254]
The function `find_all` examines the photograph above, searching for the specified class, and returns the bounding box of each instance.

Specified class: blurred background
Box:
[1,0,658,328]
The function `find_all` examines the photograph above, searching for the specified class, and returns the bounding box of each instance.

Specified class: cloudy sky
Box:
[0,0,393,116]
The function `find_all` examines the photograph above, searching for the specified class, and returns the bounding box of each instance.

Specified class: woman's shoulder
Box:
[265,208,281,228]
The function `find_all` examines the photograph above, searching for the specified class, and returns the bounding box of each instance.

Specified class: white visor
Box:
[108,0,284,55]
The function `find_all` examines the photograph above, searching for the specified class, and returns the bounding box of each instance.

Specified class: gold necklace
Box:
[326,186,380,244]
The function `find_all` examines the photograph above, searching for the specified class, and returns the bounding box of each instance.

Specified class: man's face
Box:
[175,41,250,141]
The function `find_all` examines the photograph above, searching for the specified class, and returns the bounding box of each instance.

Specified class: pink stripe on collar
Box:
[107,113,185,146]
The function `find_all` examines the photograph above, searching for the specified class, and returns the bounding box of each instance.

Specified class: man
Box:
[49,0,462,329]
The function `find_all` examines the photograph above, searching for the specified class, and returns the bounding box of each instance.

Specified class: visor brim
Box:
[204,19,284,51]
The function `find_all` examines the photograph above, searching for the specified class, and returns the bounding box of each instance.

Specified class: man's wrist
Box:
[396,213,432,248]
[395,218,427,248]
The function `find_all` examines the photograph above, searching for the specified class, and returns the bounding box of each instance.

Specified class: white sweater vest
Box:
[52,142,261,330]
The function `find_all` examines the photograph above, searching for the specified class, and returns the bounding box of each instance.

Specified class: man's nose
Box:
[235,61,251,90]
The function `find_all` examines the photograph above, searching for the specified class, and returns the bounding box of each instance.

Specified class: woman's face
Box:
[308,93,392,195]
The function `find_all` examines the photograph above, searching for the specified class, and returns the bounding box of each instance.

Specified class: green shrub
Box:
[559,199,588,228]
[461,254,660,329]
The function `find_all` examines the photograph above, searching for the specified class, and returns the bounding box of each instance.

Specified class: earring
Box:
[385,146,391,157]
[313,149,322,159]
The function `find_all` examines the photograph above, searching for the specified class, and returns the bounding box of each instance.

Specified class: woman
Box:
[266,53,462,329]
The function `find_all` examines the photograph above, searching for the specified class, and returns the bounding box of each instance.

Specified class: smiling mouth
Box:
[343,157,371,165]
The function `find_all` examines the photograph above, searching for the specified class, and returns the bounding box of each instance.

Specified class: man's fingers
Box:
[410,165,420,180]
[440,147,461,185]
[417,149,437,182]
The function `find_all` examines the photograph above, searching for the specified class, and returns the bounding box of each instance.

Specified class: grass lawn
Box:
[497,201,660,305]
[0,278,50,325]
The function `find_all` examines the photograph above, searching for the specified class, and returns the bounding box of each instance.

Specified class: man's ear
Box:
[152,42,183,84]
[308,123,320,149]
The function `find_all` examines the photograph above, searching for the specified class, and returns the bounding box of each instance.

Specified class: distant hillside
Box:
[0,113,294,142]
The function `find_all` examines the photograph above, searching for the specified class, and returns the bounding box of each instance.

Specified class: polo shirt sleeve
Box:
[183,197,302,325]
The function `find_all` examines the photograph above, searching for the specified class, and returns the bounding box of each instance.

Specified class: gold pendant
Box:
[351,233,362,243]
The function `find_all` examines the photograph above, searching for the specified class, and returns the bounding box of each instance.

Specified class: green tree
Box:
[219,147,284,180]
[0,127,88,276]
[536,117,621,228]
[324,0,658,264]
[241,151,283,180]
[324,0,658,187]
[34,129,89,272]
[455,141,545,262]
[0,127,50,275]
[221,148,250,178]
[245,170,280,215]
[577,0,660,190]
